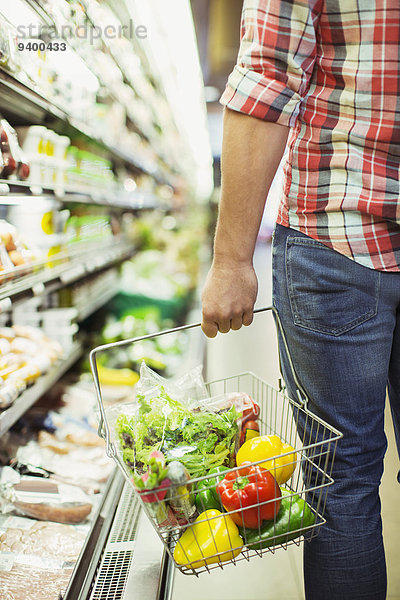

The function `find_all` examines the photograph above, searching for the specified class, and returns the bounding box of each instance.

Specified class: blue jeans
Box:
[272,224,400,600]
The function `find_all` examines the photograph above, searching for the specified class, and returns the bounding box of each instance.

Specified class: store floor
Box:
[171,241,400,600]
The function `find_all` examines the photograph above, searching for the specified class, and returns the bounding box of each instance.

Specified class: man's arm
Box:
[201,108,289,338]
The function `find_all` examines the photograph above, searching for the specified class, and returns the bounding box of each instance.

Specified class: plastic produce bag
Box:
[106,363,244,527]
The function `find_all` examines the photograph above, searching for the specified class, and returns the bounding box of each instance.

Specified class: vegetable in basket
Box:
[216,463,281,529]
[166,461,196,521]
[116,386,241,479]
[173,509,243,568]
[239,420,260,446]
[194,466,228,512]
[236,435,297,484]
[241,396,260,424]
[133,451,171,503]
[240,489,315,549]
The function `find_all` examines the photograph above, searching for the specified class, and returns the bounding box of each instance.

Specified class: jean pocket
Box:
[286,236,380,336]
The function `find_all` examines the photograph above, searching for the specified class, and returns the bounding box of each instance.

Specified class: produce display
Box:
[90,213,208,378]
[108,362,316,571]
[95,308,186,377]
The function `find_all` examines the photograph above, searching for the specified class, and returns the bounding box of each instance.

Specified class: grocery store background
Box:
[0,1,398,599]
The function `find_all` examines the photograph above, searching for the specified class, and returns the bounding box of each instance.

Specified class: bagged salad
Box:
[107,363,245,527]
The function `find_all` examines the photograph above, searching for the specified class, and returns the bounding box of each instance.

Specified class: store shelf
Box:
[0,341,83,436]
[0,67,167,183]
[76,285,117,323]
[0,179,163,210]
[0,237,135,308]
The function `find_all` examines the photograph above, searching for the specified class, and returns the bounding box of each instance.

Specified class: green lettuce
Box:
[116,387,240,479]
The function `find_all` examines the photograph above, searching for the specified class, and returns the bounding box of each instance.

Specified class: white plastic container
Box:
[7,197,63,239]
[41,323,79,353]
[16,125,48,187]
[54,135,70,195]
[40,307,78,328]
[43,129,58,188]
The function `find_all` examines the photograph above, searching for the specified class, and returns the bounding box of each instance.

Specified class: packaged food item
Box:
[0,18,18,73]
[0,517,88,600]
[15,440,113,492]
[15,125,47,186]
[0,466,93,524]
[113,362,243,480]
[0,380,27,409]
[0,325,63,410]
[0,119,30,180]
[0,220,36,274]
[0,19,11,67]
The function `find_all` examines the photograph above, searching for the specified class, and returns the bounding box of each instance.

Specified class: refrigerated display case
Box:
[0,1,212,598]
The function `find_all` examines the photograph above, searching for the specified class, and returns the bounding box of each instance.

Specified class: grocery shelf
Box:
[76,285,117,323]
[0,237,135,307]
[0,67,167,183]
[0,340,83,436]
[0,179,163,210]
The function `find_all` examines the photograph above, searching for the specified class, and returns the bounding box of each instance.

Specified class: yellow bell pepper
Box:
[173,509,243,569]
[236,434,297,484]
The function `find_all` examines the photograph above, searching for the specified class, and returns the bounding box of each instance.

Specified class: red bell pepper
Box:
[216,463,281,529]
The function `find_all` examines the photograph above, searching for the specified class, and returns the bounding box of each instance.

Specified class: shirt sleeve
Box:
[220,0,322,127]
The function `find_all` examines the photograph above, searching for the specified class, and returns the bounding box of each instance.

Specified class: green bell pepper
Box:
[240,490,315,549]
[194,466,228,512]
[195,479,221,512]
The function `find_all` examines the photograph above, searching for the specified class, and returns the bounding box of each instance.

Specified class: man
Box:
[201,1,400,598]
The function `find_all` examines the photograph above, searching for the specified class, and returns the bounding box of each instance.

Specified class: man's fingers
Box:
[202,309,254,337]
[243,309,254,326]
[230,315,243,330]
[218,319,231,334]
[201,320,218,338]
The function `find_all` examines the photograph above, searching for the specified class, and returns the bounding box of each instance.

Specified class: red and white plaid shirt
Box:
[221,0,400,271]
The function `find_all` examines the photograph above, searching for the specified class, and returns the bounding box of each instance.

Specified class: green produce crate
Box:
[111,291,192,321]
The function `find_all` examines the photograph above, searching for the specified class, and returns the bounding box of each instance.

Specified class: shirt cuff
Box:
[220,65,302,127]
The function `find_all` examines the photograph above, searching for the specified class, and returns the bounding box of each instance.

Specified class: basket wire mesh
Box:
[89,306,342,575]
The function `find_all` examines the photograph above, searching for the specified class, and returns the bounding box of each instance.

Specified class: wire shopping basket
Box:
[89,306,342,576]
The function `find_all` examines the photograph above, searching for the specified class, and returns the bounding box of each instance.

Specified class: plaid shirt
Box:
[221,0,400,271]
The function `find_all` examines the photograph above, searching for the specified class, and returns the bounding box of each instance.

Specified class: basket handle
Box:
[89,305,308,450]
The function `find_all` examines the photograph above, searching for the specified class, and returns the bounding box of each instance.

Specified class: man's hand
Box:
[201,262,258,338]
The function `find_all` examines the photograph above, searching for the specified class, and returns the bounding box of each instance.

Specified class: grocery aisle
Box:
[172,239,400,600]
